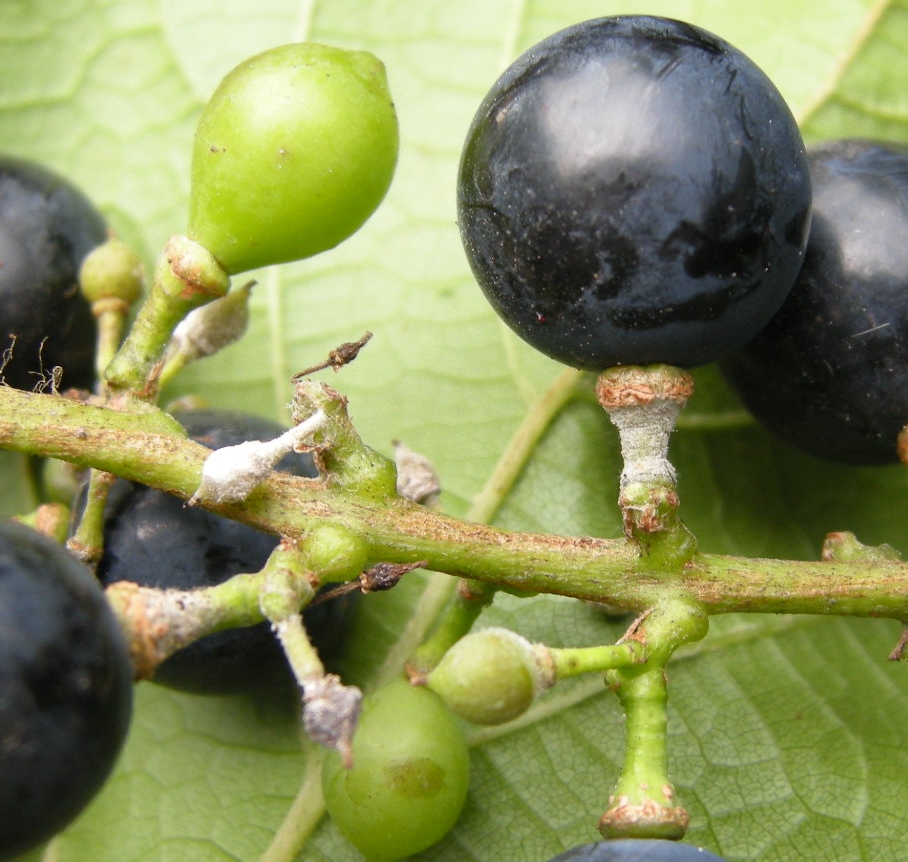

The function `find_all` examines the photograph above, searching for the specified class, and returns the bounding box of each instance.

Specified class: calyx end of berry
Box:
[598,797,690,841]
[596,365,694,411]
[157,235,229,303]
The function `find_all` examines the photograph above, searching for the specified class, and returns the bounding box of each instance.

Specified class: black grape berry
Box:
[722,139,908,465]
[0,519,133,860]
[548,839,728,861]
[93,409,355,695]
[457,16,811,371]
[0,156,106,391]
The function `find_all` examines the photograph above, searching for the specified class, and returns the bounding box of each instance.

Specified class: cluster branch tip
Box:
[258,540,363,767]
[599,599,709,840]
[105,532,366,763]
[291,378,398,499]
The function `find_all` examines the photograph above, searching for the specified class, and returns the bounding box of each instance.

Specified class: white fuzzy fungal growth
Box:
[192,410,326,504]
[171,282,253,361]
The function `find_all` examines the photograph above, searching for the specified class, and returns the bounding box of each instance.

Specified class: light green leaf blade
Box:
[0,2,907,862]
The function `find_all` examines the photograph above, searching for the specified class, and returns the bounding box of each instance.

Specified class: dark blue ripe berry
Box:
[457,16,811,371]
[548,839,728,861]
[94,409,356,695]
[722,139,908,464]
[0,519,133,860]
[0,156,105,391]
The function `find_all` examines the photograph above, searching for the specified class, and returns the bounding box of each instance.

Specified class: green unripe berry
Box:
[322,676,469,862]
[188,42,399,275]
[79,237,145,306]
[426,627,554,725]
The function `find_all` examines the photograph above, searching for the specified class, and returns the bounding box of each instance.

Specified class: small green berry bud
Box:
[79,237,145,307]
[426,627,555,725]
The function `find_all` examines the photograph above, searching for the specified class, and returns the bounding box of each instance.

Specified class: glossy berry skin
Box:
[722,139,908,464]
[322,676,470,862]
[0,156,105,390]
[189,42,399,275]
[549,840,728,861]
[94,409,354,695]
[0,519,133,860]
[458,16,811,371]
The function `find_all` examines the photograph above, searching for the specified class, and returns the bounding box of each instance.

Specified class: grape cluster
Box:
[5,10,908,862]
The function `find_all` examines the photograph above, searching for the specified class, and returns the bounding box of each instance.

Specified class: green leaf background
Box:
[2,1,907,860]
